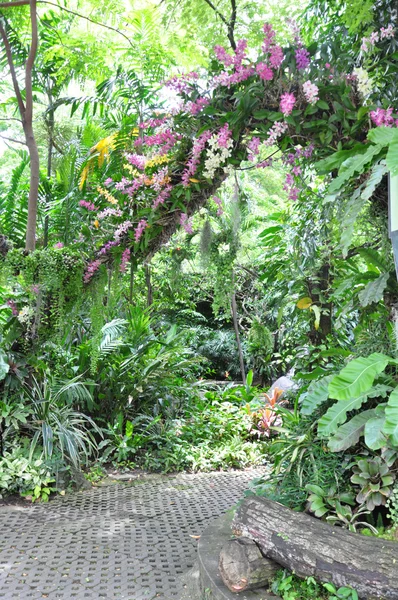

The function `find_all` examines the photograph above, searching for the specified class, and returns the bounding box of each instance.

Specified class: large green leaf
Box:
[386,130,398,176]
[365,416,387,450]
[384,387,398,445]
[314,144,368,174]
[328,409,377,452]
[300,375,333,416]
[367,127,396,145]
[0,351,9,381]
[358,272,389,307]
[328,353,390,401]
[318,395,369,437]
[328,144,383,194]
[340,161,387,257]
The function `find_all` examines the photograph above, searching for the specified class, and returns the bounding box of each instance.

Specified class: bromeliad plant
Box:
[350,456,395,511]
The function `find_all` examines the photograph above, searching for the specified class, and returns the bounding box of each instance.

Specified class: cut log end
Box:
[233,496,398,599]
[219,537,279,592]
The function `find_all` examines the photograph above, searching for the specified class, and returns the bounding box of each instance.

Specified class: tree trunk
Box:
[0,0,40,252]
[43,89,54,248]
[234,496,398,600]
[219,537,278,592]
[231,287,246,383]
[24,120,40,251]
[145,264,153,307]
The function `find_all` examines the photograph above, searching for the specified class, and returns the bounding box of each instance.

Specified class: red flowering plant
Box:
[248,387,287,438]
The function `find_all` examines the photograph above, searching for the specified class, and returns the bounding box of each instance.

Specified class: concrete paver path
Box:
[0,469,264,599]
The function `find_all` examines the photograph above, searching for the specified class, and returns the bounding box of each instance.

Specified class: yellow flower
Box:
[146,154,170,168]
[97,186,118,205]
[94,220,100,229]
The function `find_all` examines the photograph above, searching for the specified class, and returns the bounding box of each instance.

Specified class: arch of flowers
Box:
[77,19,397,283]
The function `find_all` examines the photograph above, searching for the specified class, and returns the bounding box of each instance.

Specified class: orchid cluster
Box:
[282,144,314,202]
[78,15,392,288]
[361,25,395,52]
[303,81,319,105]
[212,196,224,216]
[247,137,261,161]
[182,131,213,186]
[180,213,193,234]
[79,200,97,211]
[203,124,234,179]
[280,93,296,116]
[370,107,398,127]
[120,248,130,273]
[353,67,373,97]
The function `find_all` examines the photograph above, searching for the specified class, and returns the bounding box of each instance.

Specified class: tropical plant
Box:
[305,483,378,534]
[350,456,395,511]
[23,376,99,468]
[0,447,56,502]
[300,353,398,452]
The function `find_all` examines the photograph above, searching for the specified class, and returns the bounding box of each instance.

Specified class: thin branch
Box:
[0,116,22,122]
[0,0,134,47]
[0,133,27,145]
[0,21,26,116]
[39,0,134,48]
[51,138,63,154]
[0,0,29,6]
[201,0,229,27]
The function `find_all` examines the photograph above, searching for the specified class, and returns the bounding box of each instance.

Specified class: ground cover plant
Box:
[1,0,398,596]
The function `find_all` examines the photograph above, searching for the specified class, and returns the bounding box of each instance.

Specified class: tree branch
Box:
[0,117,22,122]
[39,0,134,48]
[0,22,26,116]
[228,0,237,51]
[0,0,29,6]
[202,0,229,28]
[0,0,134,48]
[24,0,38,124]
[0,133,27,145]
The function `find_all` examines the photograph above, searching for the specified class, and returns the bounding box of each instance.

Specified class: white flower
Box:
[302,80,319,104]
[353,67,373,97]
[17,306,34,324]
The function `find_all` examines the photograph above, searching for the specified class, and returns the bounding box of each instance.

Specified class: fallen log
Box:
[233,496,398,600]
[219,537,278,592]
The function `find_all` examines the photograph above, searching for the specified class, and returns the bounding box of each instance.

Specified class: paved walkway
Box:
[0,469,264,599]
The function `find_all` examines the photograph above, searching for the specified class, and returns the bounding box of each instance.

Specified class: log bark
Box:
[234,496,398,600]
[219,537,278,592]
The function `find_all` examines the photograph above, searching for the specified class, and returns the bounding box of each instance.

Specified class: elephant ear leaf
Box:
[318,394,369,437]
[300,375,333,416]
[384,387,398,445]
[365,416,387,451]
[328,353,390,401]
[328,409,377,452]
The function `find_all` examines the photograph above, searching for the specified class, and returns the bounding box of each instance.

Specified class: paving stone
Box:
[0,468,266,599]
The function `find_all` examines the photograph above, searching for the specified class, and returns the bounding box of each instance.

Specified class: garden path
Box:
[0,468,265,599]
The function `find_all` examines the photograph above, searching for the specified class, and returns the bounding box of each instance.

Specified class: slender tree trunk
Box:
[0,0,40,251]
[145,264,153,307]
[24,120,40,251]
[43,88,54,248]
[231,284,246,383]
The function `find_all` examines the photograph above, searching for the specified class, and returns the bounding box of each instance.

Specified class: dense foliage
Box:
[1,0,398,594]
